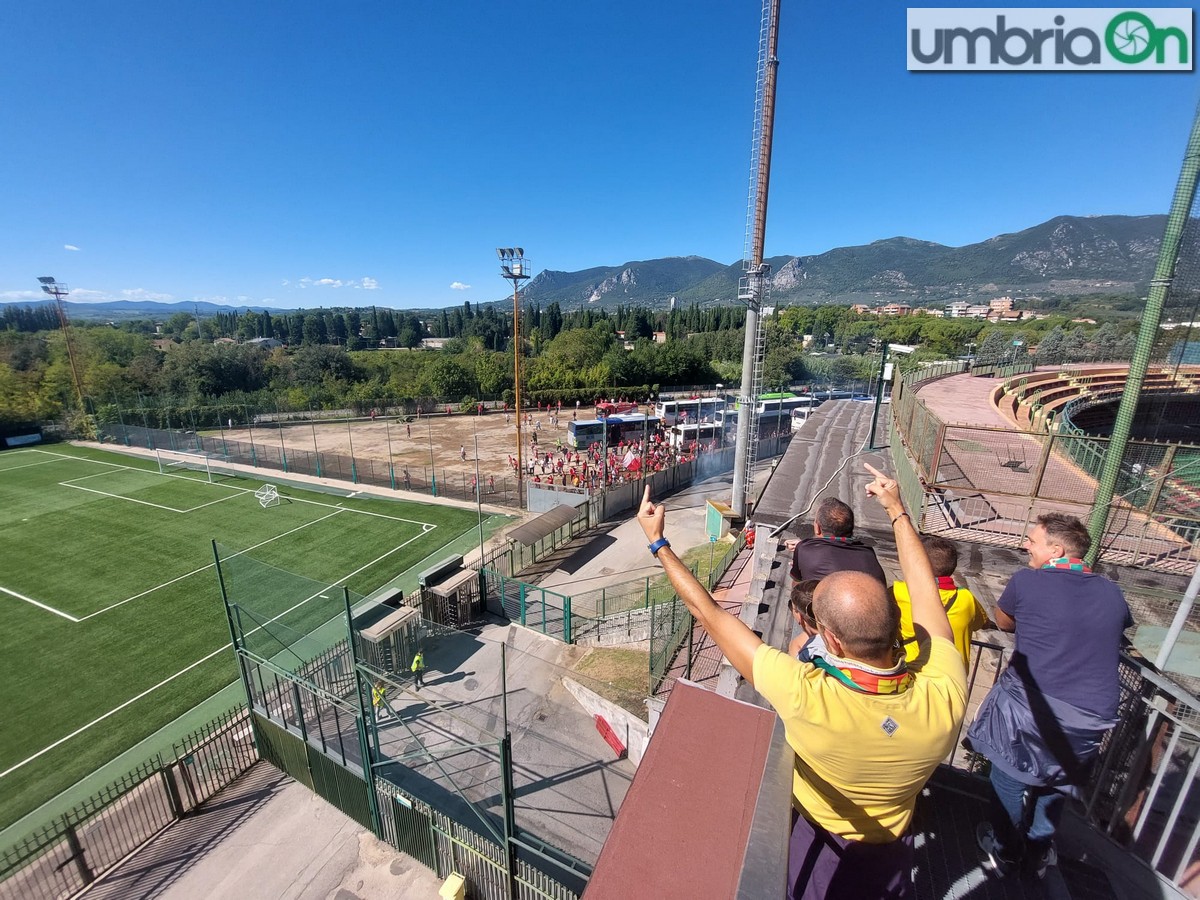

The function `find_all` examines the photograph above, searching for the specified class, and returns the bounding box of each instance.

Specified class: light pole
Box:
[498,248,531,508]
[473,428,485,560]
[36,278,86,411]
[383,415,395,489]
[428,418,437,497]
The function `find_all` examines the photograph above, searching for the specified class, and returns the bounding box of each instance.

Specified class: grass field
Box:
[0,444,482,830]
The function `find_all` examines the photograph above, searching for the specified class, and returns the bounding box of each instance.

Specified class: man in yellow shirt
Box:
[893,534,990,667]
[637,465,966,899]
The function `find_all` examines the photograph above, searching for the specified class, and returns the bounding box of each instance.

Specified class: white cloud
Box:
[450,281,471,290]
[121,288,174,302]
[64,244,80,252]
[289,276,379,290]
[0,290,45,301]
[67,289,114,302]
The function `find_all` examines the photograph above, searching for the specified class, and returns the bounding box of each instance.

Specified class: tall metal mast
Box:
[37,277,86,411]
[731,0,781,519]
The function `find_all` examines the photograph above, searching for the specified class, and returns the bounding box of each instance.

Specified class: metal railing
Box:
[1084,655,1200,889]
[943,634,1200,893]
[649,534,748,695]
[0,707,257,900]
[889,362,1200,574]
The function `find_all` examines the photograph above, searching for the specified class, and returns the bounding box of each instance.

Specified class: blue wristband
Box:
[648,538,671,557]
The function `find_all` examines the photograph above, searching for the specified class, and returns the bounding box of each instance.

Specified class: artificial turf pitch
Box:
[0,443,482,831]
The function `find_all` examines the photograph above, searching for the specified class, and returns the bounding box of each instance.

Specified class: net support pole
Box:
[344,586,383,839]
[1086,103,1200,565]
[213,541,259,755]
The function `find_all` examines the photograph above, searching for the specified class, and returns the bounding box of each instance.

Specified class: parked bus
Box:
[667,422,722,450]
[654,396,725,427]
[595,400,640,418]
[568,414,661,450]
[716,392,812,430]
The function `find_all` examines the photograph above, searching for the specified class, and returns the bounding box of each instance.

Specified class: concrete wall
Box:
[562,677,650,767]
[527,484,589,513]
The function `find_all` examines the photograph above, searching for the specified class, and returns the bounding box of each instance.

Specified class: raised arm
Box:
[637,485,764,683]
[863,464,952,644]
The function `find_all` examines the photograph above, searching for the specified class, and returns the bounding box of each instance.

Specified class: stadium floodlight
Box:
[498,246,532,508]
[496,248,506,260]
[35,276,86,411]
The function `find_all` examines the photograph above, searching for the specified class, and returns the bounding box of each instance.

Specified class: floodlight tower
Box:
[498,248,531,508]
[37,277,86,411]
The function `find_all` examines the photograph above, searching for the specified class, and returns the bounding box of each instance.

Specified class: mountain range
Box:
[7,214,1166,320]
[519,214,1165,310]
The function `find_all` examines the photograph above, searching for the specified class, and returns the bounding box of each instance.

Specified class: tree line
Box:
[0,298,1145,430]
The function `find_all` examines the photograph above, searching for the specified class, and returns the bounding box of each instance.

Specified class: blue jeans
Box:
[988,765,1064,862]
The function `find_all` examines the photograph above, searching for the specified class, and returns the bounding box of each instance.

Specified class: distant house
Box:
[152,339,177,352]
[420,338,448,350]
[247,337,283,350]
[213,337,237,345]
[652,331,667,344]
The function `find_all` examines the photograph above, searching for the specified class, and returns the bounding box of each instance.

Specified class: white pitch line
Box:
[58,479,242,514]
[58,481,202,513]
[31,448,438,529]
[0,586,79,622]
[77,508,348,621]
[0,455,73,474]
[0,642,232,780]
[0,527,431,781]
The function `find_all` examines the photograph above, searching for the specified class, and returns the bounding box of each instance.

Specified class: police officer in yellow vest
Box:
[411,649,426,688]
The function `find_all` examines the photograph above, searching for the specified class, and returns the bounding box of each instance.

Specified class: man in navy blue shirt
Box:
[969,513,1131,880]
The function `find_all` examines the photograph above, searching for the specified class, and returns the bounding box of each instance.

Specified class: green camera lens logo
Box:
[1106,11,1189,64]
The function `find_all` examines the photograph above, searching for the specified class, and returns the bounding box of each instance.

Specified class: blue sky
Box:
[2,2,1197,309]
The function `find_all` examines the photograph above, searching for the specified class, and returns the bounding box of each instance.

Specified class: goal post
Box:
[154,447,214,483]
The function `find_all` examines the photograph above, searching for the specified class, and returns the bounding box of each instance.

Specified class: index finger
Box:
[641,484,652,506]
[863,462,888,480]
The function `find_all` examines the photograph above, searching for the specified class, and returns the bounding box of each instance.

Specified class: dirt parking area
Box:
[220,406,604,485]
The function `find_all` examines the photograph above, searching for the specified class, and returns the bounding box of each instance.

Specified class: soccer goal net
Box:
[155,448,215,483]
[255,484,280,508]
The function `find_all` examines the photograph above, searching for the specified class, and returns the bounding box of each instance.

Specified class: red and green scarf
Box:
[813,652,913,695]
[1042,557,1091,573]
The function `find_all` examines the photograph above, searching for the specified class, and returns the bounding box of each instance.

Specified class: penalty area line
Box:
[0,586,79,622]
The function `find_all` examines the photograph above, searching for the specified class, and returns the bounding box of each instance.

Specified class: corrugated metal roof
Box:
[508,504,583,546]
